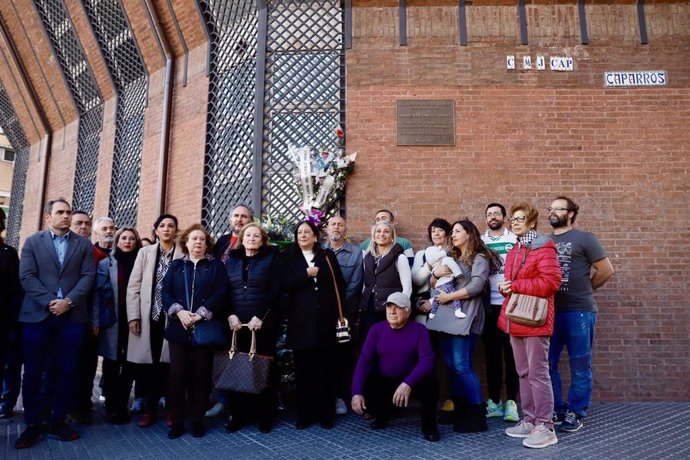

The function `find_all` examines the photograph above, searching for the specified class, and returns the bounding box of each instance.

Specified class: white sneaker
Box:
[454,309,466,318]
[523,424,558,449]
[335,398,347,415]
[505,420,535,438]
[205,402,224,417]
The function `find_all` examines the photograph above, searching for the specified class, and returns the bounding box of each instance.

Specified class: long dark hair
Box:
[152,213,178,241]
[450,219,500,271]
[287,220,323,259]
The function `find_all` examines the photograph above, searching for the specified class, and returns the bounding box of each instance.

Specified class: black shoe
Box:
[107,413,131,425]
[370,419,389,430]
[423,430,441,442]
[191,423,206,438]
[225,417,244,433]
[167,423,185,439]
[457,403,488,433]
[15,425,44,449]
[258,421,273,433]
[49,421,81,442]
[70,410,93,425]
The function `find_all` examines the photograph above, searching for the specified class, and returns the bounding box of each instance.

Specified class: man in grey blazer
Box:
[15,198,95,449]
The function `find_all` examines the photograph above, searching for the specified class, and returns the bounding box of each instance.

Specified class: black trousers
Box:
[102,358,133,415]
[364,372,439,433]
[483,308,519,402]
[292,347,336,426]
[168,342,213,425]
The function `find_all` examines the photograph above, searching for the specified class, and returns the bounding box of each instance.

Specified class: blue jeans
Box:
[22,315,86,425]
[438,333,483,404]
[548,311,596,417]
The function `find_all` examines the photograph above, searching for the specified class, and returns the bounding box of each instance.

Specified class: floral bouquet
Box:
[288,128,356,226]
[255,214,294,250]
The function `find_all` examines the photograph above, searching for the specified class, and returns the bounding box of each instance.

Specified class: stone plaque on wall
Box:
[396,100,455,146]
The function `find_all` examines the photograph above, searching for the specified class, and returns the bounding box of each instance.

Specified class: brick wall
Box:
[345,1,690,400]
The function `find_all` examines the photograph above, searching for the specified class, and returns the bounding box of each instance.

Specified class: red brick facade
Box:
[0,1,688,400]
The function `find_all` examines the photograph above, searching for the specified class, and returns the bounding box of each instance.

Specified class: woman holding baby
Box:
[426,219,497,433]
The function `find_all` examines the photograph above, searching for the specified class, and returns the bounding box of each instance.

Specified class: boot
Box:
[460,403,488,433]
[451,398,469,432]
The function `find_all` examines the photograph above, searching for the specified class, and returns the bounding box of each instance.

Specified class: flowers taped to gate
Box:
[288,135,356,227]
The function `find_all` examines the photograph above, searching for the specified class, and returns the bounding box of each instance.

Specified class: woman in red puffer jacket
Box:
[497,202,561,449]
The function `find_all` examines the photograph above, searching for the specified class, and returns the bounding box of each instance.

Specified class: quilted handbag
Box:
[506,293,548,327]
[215,326,272,394]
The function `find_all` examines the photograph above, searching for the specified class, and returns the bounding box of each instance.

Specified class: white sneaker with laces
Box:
[505,420,535,438]
[503,400,519,422]
[523,424,558,449]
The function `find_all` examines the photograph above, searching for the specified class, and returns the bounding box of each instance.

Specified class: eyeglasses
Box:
[486,212,502,218]
[508,216,526,224]
[546,207,568,213]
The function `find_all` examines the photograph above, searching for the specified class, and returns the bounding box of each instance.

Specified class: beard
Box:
[487,219,503,231]
[549,214,568,228]
[329,231,343,242]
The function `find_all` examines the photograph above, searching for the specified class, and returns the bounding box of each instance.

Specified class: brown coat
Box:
[126,242,183,363]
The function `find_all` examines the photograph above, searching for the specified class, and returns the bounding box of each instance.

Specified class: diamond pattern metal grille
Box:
[0,83,30,248]
[199,0,258,236]
[200,0,345,235]
[34,0,104,214]
[83,0,147,227]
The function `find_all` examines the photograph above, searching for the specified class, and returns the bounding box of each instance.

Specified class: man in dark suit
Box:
[15,198,95,449]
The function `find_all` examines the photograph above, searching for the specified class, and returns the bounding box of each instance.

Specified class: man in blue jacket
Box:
[15,198,95,449]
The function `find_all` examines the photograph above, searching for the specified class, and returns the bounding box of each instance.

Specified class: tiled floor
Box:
[2,401,689,459]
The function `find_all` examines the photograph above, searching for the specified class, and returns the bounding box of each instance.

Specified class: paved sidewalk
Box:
[2,401,689,459]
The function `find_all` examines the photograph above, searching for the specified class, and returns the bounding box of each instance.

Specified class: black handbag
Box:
[191,320,230,348]
[215,326,272,394]
[324,254,351,344]
[180,262,230,348]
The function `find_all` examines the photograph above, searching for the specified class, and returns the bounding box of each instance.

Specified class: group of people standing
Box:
[0,195,613,451]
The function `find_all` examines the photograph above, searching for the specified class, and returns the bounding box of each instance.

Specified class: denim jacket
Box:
[323,240,363,315]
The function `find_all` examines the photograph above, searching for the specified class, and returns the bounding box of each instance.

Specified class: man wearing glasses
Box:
[480,203,519,423]
[547,196,614,434]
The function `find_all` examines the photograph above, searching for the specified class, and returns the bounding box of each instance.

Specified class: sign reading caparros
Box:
[604,71,666,87]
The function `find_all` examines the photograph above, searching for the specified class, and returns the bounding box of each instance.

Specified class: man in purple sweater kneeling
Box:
[351,292,440,442]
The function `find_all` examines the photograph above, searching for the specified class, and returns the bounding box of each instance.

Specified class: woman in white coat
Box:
[126,214,183,427]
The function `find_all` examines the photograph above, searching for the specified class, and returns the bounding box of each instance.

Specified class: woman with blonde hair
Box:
[359,221,412,347]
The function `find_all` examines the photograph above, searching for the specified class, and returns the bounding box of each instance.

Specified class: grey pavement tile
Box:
[2,402,689,459]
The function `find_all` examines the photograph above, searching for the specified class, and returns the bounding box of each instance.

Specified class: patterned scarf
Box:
[151,244,174,321]
[517,229,538,247]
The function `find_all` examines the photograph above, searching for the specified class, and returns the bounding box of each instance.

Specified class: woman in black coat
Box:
[225,223,281,433]
[162,224,228,439]
[282,220,345,429]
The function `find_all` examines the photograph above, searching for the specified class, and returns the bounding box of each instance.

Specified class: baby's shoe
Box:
[454,309,466,319]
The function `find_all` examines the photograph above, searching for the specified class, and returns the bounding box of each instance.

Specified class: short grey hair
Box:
[94,216,114,229]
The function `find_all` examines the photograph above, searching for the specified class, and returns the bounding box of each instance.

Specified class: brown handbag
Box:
[215,326,272,394]
[506,293,548,326]
[323,253,351,343]
[505,244,548,327]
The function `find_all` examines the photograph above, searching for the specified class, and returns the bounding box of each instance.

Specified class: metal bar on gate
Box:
[518,0,528,45]
[252,0,268,213]
[399,0,407,46]
[578,0,589,45]
[637,0,648,45]
[458,0,467,46]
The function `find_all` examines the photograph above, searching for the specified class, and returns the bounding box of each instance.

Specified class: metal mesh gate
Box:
[82,0,147,227]
[262,0,345,223]
[0,83,30,248]
[199,0,345,236]
[34,0,104,214]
